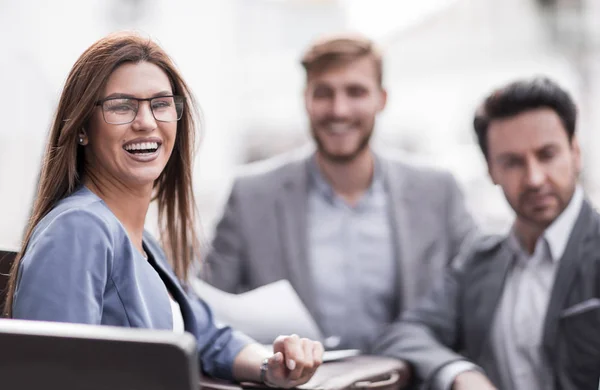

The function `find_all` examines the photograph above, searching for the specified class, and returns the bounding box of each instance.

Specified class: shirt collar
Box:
[308,152,384,203]
[543,185,584,261]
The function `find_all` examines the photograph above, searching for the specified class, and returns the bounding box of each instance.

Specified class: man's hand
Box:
[452,370,497,390]
[265,334,324,388]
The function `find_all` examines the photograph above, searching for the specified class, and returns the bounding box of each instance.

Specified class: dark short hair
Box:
[473,77,577,159]
[300,32,383,86]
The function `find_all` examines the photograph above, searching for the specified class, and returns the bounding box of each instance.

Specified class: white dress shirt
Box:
[169,296,185,333]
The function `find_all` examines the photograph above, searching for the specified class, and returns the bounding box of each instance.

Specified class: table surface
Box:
[199,355,410,390]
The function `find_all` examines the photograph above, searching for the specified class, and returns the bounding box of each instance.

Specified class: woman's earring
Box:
[79,127,87,145]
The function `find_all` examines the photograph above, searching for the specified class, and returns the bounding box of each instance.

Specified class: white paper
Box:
[190,279,324,345]
[260,344,360,362]
[321,349,360,362]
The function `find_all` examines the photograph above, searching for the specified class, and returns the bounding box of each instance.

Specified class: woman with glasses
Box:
[4,32,322,386]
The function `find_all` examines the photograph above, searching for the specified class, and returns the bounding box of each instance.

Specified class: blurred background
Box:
[1,0,600,250]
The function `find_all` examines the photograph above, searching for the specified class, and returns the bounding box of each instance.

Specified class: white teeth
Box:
[124,142,159,151]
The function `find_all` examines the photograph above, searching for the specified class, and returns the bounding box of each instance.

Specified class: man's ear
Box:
[378,88,387,112]
[571,135,582,175]
[303,87,310,112]
[488,161,498,186]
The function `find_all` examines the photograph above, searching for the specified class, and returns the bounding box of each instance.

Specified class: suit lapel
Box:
[467,241,513,359]
[275,158,319,320]
[142,235,198,334]
[383,158,414,313]
[542,200,594,357]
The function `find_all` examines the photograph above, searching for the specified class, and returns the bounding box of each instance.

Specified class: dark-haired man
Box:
[203,33,478,352]
[375,77,600,389]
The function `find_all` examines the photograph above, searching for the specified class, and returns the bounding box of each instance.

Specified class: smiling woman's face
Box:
[84,61,179,188]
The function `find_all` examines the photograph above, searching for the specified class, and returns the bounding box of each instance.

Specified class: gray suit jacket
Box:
[204,148,478,328]
[374,200,600,390]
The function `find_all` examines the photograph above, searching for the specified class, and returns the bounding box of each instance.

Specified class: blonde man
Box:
[205,33,478,352]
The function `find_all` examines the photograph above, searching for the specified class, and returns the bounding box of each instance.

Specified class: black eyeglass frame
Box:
[94,95,185,125]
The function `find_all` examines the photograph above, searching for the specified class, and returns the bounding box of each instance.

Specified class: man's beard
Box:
[513,187,572,229]
[312,124,374,164]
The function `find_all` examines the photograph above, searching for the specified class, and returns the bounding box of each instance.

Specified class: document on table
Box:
[190,279,324,345]
[260,344,360,362]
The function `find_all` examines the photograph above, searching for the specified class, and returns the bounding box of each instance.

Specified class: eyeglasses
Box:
[95,95,185,125]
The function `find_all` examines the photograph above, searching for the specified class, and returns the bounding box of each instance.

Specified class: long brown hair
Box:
[4,32,201,317]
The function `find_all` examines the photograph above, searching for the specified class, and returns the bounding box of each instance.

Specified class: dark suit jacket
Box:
[374,199,600,390]
[203,147,478,332]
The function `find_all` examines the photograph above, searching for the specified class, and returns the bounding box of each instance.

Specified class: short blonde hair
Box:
[300,33,383,86]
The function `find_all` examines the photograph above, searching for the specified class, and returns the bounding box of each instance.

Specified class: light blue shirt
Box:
[12,186,253,380]
[307,156,397,351]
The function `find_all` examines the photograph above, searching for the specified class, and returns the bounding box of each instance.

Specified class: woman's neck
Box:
[83,175,152,254]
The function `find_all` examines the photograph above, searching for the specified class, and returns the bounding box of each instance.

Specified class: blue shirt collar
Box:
[307,152,384,205]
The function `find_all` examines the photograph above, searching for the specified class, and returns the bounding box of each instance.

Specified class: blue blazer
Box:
[12,186,252,380]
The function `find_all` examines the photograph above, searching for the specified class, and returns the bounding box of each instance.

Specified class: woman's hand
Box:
[264,334,324,388]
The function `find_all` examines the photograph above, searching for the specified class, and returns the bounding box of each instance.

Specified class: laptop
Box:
[0,319,200,390]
